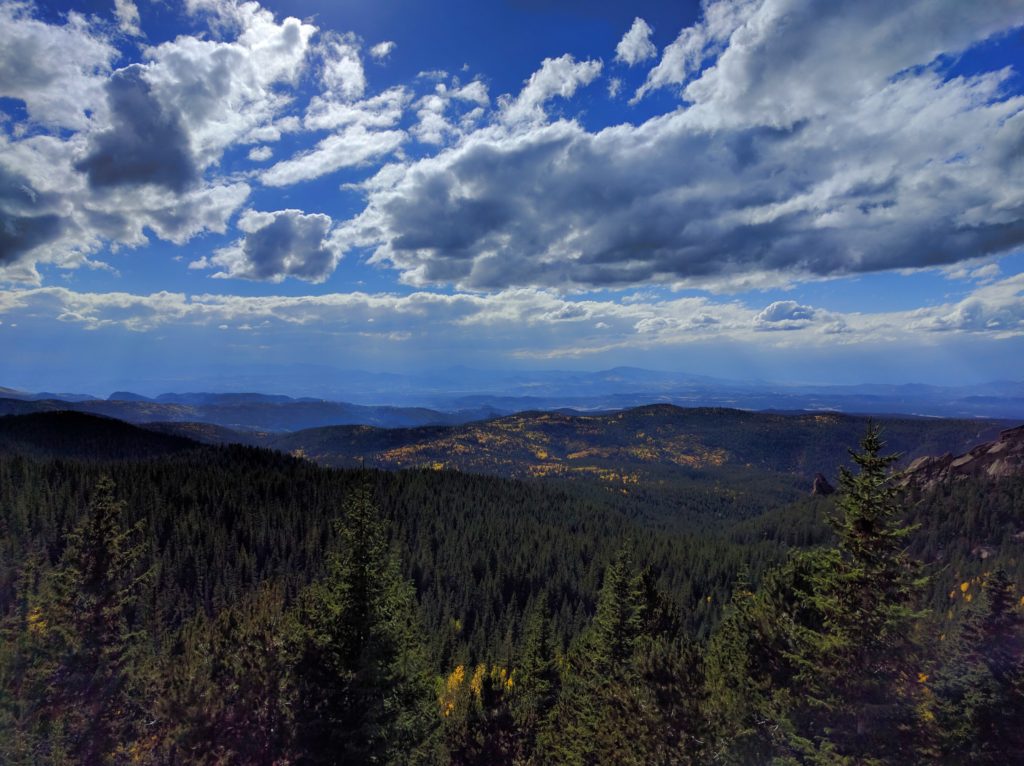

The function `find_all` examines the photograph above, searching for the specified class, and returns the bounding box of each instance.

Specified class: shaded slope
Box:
[0,411,200,460]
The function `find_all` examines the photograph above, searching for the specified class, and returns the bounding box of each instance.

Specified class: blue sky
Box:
[1,0,1023,395]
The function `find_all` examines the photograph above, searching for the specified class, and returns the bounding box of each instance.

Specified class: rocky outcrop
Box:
[904,423,1024,489]
[811,472,835,496]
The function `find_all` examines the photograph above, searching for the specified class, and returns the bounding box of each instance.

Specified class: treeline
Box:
[0,427,1022,762]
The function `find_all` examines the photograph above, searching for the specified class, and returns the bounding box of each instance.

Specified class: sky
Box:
[1,0,1023,395]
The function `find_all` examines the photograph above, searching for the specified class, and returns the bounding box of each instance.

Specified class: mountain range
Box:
[5,367,1024,432]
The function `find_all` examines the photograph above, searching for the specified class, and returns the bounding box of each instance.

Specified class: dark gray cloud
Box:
[0,168,64,266]
[0,212,63,267]
[76,65,198,193]
[198,209,340,282]
[349,103,1024,290]
[338,1,1024,292]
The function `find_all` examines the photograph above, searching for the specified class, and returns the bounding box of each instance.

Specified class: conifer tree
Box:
[540,549,663,765]
[791,424,926,761]
[510,598,560,762]
[162,584,296,765]
[0,548,50,765]
[590,549,645,669]
[933,569,1024,763]
[17,477,149,764]
[702,553,825,764]
[289,482,439,765]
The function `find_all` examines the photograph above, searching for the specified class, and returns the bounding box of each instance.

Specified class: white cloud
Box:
[248,145,273,161]
[0,4,118,129]
[499,54,602,125]
[639,0,1023,126]
[2,0,1024,337]
[369,40,396,61]
[412,79,490,145]
[140,8,317,168]
[3,274,1021,358]
[754,300,817,330]
[114,0,143,37]
[318,31,365,101]
[913,273,1024,335]
[943,261,1002,284]
[633,0,751,103]
[0,1,325,280]
[80,180,252,247]
[304,86,410,132]
[615,17,656,66]
[261,125,405,186]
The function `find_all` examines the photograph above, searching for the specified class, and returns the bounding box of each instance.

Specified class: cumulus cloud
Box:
[248,145,273,161]
[943,261,1002,283]
[632,0,749,103]
[76,66,198,193]
[141,8,316,167]
[114,0,143,37]
[0,1,323,278]
[754,300,817,330]
[270,32,413,183]
[195,209,341,282]
[318,31,365,101]
[637,0,1022,125]
[3,0,1024,331]
[914,274,1024,335]
[0,167,65,267]
[83,181,251,247]
[615,17,656,66]
[499,54,602,125]
[304,86,410,132]
[334,1,1024,291]
[0,4,117,129]
[412,79,490,145]
[369,40,396,61]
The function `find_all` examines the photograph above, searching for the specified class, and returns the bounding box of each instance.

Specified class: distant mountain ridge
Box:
[0,395,500,432]
[6,366,1024,420]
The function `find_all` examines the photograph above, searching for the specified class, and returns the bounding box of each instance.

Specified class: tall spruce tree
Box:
[791,424,926,762]
[11,477,149,765]
[510,597,560,763]
[289,482,439,765]
[540,549,666,765]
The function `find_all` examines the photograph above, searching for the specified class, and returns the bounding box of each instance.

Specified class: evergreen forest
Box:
[1,412,1022,764]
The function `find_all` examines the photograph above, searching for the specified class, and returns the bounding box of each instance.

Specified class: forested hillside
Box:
[260,405,1010,482]
[0,412,1022,763]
